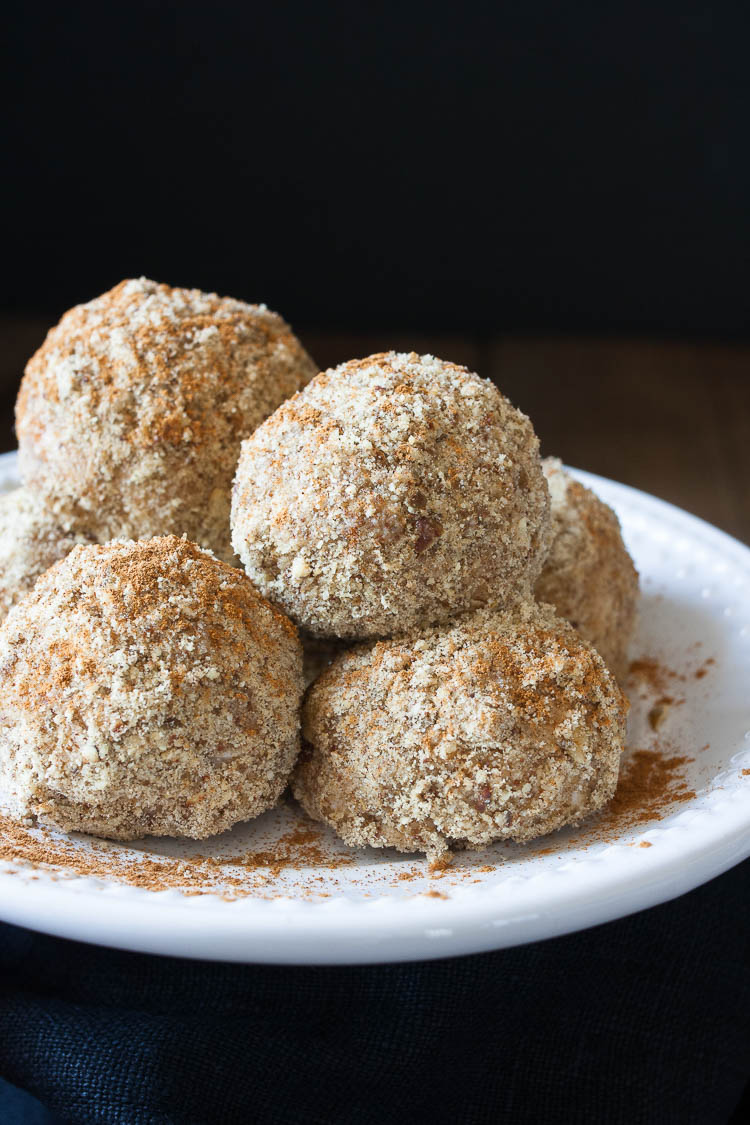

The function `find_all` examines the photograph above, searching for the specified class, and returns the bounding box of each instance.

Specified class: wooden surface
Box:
[2,319,748,544]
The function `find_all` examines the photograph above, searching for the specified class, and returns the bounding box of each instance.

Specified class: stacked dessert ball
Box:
[536,458,639,682]
[0,279,314,839]
[231,352,550,638]
[0,537,303,839]
[232,352,633,855]
[11,277,317,577]
[0,283,638,854]
[0,487,95,619]
[295,604,626,856]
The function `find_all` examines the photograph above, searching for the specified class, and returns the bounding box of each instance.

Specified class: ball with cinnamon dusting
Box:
[16,278,317,561]
[0,536,304,840]
[232,352,550,639]
[535,459,639,679]
[294,601,627,856]
[0,487,95,620]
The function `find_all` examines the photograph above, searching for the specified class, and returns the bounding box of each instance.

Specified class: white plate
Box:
[1,450,750,964]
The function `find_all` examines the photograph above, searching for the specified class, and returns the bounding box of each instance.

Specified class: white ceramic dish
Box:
[1,450,749,964]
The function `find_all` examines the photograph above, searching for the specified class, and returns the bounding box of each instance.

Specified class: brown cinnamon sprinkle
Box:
[428,854,454,876]
[628,658,685,693]
[695,658,715,680]
[0,811,352,898]
[648,697,675,730]
[595,746,695,834]
[191,823,348,877]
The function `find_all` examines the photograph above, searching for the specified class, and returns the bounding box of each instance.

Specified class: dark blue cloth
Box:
[2,860,749,1125]
[0,1077,65,1124]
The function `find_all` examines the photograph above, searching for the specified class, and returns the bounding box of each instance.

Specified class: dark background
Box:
[2,0,750,538]
[5,0,750,332]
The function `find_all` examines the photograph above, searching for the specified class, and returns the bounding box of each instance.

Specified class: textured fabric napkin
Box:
[1,859,749,1125]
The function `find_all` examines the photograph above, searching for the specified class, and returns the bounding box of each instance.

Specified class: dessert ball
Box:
[16,278,317,561]
[0,488,95,620]
[0,536,304,840]
[294,601,627,856]
[535,459,639,679]
[232,352,550,639]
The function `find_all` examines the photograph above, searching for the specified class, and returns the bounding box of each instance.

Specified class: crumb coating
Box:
[232,352,550,638]
[536,459,639,679]
[17,278,317,561]
[0,536,304,839]
[295,601,627,856]
[0,487,95,620]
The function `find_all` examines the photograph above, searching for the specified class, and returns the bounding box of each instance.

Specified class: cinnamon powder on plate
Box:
[0,810,351,899]
[595,745,695,835]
